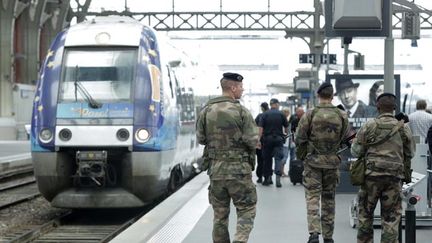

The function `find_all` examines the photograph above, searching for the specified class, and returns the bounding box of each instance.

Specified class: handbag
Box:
[349,121,404,186]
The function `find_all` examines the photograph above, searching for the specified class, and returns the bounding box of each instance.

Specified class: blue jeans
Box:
[289,146,296,161]
[282,146,289,165]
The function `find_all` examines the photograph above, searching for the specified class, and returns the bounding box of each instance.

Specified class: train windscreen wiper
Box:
[74,65,102,109]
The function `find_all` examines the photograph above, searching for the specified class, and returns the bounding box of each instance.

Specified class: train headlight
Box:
[135,128,150,143]
[39,128,53,143]
[59,128,72,141]
[116,128,130,141]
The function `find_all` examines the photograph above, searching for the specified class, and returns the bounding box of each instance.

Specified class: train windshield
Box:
[59,47,137,103]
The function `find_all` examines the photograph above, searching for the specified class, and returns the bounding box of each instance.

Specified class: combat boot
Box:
[276,175,282,187]
[323,239,334,243]
[256,177,263,183]
[307,233,319,243]
[262,176,272,186]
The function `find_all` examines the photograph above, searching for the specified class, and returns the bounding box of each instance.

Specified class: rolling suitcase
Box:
[289,159,303,185]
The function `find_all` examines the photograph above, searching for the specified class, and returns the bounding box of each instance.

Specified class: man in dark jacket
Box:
[255,102,269,183]
[427,125,432,207]
[258,98,289,187]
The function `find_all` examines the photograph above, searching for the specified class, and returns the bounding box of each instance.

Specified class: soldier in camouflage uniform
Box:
[196,72,259,243]
[351,93,415,243]
[295,83,349,243]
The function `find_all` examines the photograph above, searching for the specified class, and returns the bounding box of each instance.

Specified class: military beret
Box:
[222,72,243,82]
[376,92,396,102]
[270,98,279,105]
[316,82,333,94]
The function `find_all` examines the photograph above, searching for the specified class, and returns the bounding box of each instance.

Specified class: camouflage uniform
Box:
[295,103,349,240]
[351,113,415,243]
[196,95,259,243]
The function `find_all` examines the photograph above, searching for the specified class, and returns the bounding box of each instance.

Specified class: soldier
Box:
[351,93,415,243]
[295,82,349,243]
[196,72,259,243]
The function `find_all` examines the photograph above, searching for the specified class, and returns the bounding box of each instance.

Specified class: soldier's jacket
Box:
[351,113,415,179]
[295,103,349,169]
[196,96,259,180]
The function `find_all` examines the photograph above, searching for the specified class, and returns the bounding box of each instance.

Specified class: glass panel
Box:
[59,48,137,103]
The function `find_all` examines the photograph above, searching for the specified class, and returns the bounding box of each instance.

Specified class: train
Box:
[30,16,203,208]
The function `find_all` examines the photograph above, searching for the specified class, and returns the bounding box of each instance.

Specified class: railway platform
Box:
[0,140,31,175]
[113,170,432,243]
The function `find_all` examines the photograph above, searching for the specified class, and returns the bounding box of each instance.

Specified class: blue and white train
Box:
[31,16,202,208]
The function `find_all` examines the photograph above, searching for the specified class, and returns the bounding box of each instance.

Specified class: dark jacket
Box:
[351,100,377,118]
[259,108,289,145]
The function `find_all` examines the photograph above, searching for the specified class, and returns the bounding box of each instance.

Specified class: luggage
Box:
[289,159,303,185]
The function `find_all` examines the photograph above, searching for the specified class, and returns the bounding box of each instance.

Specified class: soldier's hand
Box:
[256,141,262,149]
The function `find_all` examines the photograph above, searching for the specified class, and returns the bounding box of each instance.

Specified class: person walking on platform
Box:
[281,107,291,176]
[255,102,269,183]
[258,98,289,187]
[408,99,432,142]
[295,83,349,243]
[289,106,305,160]
[351,93,415,243]
[196,72,259,243]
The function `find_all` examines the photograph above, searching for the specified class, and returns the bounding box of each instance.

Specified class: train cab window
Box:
[59,48,137,103]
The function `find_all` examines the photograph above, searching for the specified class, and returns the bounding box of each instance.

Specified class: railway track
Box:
[0,168,40,210]
[0,209,146,243]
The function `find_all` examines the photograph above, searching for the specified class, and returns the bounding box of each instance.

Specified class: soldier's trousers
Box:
[208,175,257,243]
[357,176,402,243]
[303,164,338,239]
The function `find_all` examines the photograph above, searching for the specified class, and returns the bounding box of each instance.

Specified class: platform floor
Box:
[0,140,31,173]
[183,176,432,243]
[0,140,29,157]
[114,172,432,243]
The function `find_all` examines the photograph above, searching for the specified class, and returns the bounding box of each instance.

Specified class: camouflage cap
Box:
[222,72,243,82]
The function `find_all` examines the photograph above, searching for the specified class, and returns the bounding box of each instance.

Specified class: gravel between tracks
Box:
[0,196,67,236]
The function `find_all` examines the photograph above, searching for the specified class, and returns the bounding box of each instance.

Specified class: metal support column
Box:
[384,0,395,93]
[14,0,47,85]
[343,43,349,74]
[405,196,418,243]
[40,0,71,61]
[0,0,15,116]
[311,0,324,106]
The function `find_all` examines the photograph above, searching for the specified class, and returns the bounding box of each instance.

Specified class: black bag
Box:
[289,159,304,185]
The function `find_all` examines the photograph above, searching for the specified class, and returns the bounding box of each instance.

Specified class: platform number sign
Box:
[299,54,336,64]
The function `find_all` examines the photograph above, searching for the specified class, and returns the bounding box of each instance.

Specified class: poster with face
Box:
[325,74,401,129]
[324,74,401,174]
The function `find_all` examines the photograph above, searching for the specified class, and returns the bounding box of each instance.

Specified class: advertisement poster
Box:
[325,74,401,129]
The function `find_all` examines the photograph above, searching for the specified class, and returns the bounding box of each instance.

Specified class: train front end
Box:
[31,17,176,208]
